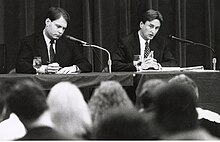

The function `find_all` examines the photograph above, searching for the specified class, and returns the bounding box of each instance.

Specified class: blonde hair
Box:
[47,82,92,139]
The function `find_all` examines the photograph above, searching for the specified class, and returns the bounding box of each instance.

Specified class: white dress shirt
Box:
[138,31,150,61]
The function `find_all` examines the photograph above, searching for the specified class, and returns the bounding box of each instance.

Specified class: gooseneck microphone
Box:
[169,35,194,44]
[65,35,112,73]
[169,35,215,53]
[65,35,87,45]
[169,35,217,70]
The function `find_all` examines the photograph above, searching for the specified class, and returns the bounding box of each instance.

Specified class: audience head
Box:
[47,82,92,139]
[88,81,134,125]
[136,79,166,111]
[6,80,48,123]
[154,83,198,134]
[0,80,17,122]
[169,74,199,98]
[45,7,70,40]
[91,108,153,140]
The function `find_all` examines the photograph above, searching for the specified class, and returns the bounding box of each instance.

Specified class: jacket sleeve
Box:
[112,39,136,72]
[16,38,36,74]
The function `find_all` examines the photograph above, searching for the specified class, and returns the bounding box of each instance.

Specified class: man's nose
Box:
[58,28,65,34]
[151,28,157,34]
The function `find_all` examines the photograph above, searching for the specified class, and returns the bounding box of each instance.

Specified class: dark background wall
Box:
[0,0,219,73]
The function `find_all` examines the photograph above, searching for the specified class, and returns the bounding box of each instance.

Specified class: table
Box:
[0,72,134,100]
[0,72,133,89]
[0,71,220,114]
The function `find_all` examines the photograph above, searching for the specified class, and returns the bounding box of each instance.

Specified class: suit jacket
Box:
[16,32,92,73]
[18,126,69,140]
[112,32,177,71]
[199,118,220,138]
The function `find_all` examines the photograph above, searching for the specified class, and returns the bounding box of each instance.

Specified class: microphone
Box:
[65,35,87,45]
[169,35,217,70]
[66,35,112,73]
[169,35,194,44]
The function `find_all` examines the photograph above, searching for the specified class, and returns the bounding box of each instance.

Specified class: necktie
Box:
[144,41,150,58]
[49,40,55,63]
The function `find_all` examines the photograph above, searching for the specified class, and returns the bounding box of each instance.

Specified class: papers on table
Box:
[139,66,219,72]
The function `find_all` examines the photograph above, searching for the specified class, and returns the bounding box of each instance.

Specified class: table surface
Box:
[0,70,220,114]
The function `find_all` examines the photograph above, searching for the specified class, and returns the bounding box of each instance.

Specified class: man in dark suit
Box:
[6,80,69,140]
[112,9,177,72]
[16,7,92,74]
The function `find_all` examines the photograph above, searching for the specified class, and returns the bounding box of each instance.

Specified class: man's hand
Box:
[56,65,80,74]
[141,58,162,70]
[37,65,48,74]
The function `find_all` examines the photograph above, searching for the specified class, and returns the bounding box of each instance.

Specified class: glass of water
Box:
[33,57,42,75]
[133,55,142,72]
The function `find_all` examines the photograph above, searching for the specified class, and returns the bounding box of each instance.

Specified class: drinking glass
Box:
[133,55,142,72]
[33,57,42,75]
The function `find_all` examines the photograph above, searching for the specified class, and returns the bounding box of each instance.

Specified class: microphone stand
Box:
[191,42,217,70]
[170,36,217,70]
[83,44,112,73]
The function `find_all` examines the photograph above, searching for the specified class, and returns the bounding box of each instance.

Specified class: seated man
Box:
[112,9,177,72]
[16,7,92,74]
[169,74,220,138]
[153,83,217,140]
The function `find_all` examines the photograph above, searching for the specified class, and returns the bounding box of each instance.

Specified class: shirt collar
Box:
[138,31,150,44]
[43,30,56,46]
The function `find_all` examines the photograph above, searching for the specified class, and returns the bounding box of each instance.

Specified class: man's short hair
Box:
[46,7,70,23]
[140,9,163,24]
[92,108,152,140]
[169,74,199,98]
[6,80,48,121]
[154,84,198,133]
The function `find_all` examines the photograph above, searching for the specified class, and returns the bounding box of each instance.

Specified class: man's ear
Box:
[45,18,51,26]
[140,21,144,29]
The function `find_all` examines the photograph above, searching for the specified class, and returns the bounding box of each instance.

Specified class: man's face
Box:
[139,19,161,40]
[45,16,67,40]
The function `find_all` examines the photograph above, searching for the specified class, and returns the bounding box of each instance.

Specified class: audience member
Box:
[153,83,218,140]
[136,78,166,110]
[6,80,67,140]
[88,81,134,125]
[91,108,153,140]
[135,79,167,139]
[0,80,26,140]
[169,74,220,138]
[47,82,92,139]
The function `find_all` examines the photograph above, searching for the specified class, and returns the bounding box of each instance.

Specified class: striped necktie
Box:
[144,41,150,58]
[49,40,55,63]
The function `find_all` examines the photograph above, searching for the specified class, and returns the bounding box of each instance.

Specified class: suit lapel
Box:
[150,38,160,60]
[132,32,140,55]
[35,33,49,64]
[55,38,65,62]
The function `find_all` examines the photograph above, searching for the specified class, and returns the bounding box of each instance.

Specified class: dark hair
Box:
[0,80,17,119]
[138,79,166,110]
[6,80,48,121]
[46,7,70,22]
[154,84,198,133]
[92,108,153,140]
[140,9,163,25]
